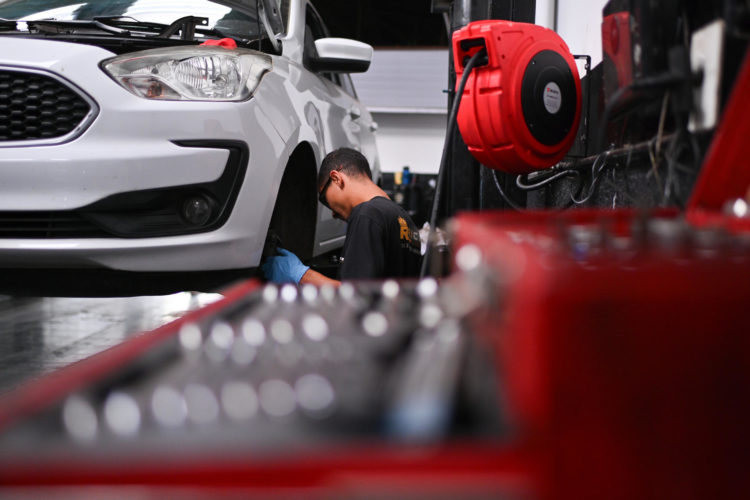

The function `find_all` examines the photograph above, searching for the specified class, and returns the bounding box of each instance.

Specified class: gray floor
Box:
[0,292,222,395]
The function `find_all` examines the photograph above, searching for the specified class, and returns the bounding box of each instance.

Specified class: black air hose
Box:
[420,48,487,278]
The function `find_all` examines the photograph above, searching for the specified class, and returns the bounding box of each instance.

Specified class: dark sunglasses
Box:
[318,167,342,210]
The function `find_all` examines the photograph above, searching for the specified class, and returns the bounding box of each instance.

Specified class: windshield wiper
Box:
[21,16,249,45]
[96,15,240,42]
[93,15,209,41]
[96,15,252,44]
[27,19,131,36]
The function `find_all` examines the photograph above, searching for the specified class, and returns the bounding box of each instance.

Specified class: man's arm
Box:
[262,247,341,287]
[299,268,340,287]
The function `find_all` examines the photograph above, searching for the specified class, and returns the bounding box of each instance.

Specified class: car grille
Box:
[0,69,93,143]
[0,212,108,238]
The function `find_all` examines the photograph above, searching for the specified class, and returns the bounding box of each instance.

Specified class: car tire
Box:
[266,144,318,262]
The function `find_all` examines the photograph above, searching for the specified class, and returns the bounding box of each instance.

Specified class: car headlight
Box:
[102,46,272,101]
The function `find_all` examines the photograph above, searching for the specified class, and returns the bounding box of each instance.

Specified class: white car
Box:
[0,0,378,272]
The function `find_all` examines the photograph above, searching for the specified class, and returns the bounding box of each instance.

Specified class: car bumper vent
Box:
[0,69,93,144]
[0,212,108,238]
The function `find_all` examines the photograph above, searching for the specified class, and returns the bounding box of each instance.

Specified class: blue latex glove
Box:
[261,248,310,284]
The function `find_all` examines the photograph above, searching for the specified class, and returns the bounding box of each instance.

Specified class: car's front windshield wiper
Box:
[26,19,133,36]
[23,16,243,43]
[94,15,253,43]
[93,15,208,40]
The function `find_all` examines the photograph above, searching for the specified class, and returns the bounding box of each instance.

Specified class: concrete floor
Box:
[0,261,334,398]
[0,273,226,396]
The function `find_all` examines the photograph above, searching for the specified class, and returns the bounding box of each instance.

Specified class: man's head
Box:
[318,148,372,190]
[318,148,377,220]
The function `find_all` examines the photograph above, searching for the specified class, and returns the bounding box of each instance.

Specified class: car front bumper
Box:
[0,37,288,271]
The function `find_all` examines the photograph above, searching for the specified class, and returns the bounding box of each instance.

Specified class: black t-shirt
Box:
[340,196,422,280]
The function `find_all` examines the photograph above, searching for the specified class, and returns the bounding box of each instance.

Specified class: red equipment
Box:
[687,48,750,229]
[601,12,634,104]
[453,208,750,500]
[453,20,582,174]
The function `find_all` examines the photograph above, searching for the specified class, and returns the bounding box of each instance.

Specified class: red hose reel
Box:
[453,20,582,174]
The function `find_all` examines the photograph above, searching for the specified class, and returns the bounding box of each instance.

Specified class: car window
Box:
[0,0,264,41]
[304,4,329,41]
[261,0,285,37]
[303,3,327,75]
[303,4,356,93]
[338,73,358,99]
[279,0,290,34]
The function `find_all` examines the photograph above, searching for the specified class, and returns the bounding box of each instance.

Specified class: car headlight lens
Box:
[102,46,272,101]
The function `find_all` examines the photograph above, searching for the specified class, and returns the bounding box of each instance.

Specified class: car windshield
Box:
[0,0,261,40]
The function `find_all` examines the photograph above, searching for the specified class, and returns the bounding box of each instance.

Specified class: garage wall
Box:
[352,1,609,175]
[352,49,449,174]
[368,113,448,175]
[537,0,609,70]
[535,0,555,29]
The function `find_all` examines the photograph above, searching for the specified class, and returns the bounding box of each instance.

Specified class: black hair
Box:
[318,147,372,190]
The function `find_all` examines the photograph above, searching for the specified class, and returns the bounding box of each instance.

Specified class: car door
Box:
[302,5,378,254]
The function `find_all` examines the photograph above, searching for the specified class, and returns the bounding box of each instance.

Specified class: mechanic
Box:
[262,148,422,286]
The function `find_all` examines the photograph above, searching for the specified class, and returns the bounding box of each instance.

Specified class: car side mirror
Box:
[312,38,373,73]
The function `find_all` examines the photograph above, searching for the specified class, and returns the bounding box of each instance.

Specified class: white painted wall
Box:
[371,113,448,174]
[535,0,555,29]
[539,0,609,71]
[352,49,449,174]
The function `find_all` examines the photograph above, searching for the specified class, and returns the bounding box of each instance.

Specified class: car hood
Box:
[0,36,116,68]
